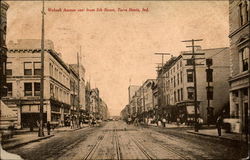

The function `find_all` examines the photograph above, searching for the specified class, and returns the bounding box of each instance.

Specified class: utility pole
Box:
[77,51,80,128]
[142,86,146,123]
[154,53,171,119]
[38,0,45,137]
[182,39,204,132]
[206,58,213,126]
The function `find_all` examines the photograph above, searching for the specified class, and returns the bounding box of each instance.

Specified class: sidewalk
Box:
[1,130,54,150]
[145,122,247,143]
[148,122,192,129]
[187,128,247,143]
[1,125,89,150]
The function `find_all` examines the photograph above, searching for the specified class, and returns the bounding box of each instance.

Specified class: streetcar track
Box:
[129,135,155,160]
[145,132,190,159]
[82,134,105,160]
[157,141,189,160]
[113,125,122,160]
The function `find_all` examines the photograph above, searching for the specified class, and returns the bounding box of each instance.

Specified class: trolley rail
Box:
[113,128,122,160]
[83,134,105,160]
[129,135,154,160]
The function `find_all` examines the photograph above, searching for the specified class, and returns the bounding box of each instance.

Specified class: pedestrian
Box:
[162,117,166,128]
[216,115,223,136]
[177,117,180,126]
[29,121,33,132]
[47,121,51,135]
[197,117,203,129]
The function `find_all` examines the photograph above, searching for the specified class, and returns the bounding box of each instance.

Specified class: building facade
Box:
[69,64,86,112]
[0,1,9,98]
[228,0,249,133]
[3,39,71,128]
[160,47,230,124]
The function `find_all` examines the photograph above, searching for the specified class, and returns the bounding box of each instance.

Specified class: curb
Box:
[54,127,85,133]
[186,131,245,144]
[3,135,54,150]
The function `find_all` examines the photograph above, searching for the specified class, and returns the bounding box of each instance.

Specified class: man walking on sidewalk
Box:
[47,121,51,135]
[216,115,223,136]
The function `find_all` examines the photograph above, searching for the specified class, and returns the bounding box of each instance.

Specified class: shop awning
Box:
[0,100,17,118]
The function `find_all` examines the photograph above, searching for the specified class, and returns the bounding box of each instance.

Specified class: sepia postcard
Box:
[0,0,249,159]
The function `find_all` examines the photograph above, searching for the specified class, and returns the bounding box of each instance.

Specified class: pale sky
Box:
[6,0,229,116]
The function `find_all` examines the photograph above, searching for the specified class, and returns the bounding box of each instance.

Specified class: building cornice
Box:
[229,22,250,38]
[8,49,70,73]
[228,71,250,83]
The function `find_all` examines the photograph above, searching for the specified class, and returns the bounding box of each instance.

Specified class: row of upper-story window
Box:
[49,62,69,87]
[6,82,40,97]
[165,86,214,105]
[163,66,213,91]
[5,82,71,105]
[6,62,41,76]
[163,71,183,90]
[50,83,70,104]
[164,60,183,78]
[239,0,249,27]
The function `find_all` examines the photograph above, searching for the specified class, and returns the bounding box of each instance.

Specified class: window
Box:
[24,83,32,96]
[6,62,12,76]
[6,83,12,96]
[187,87,194,100]
[187,69,194,82]
[186,59,193,66]
[177,73,179,85]
[241,47,249,72]
[50,83,54,97]
[55,86,58,99]
[2,62,6,75]
[34,83,40,96]
[177,89,180,102]
[174,76,176,87]
[24,62,32,75]
[174,91,176,103]
[180,88,183,101]
[206,86,213,100]
[54,67,57,78]
[59,72,62,82]
[34,62,41,75]
[49,63,53,76]
[206,69,213,82]
[239,3,244,26]
[180,71,183,83]
[180,60,182,67]
[246,0,249,22]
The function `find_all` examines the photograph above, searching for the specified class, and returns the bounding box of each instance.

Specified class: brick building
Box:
[3,39,71,128]
[228,0,249,133]
[159,47,230,124]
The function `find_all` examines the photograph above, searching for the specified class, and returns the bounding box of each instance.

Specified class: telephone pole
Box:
[182,39,204,132]
[154,53,171,118]
[77,50,80,128]
[38,0,45,137]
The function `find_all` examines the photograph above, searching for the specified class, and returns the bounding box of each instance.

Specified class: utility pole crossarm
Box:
[181,39,203,42]
[181,39,203,133]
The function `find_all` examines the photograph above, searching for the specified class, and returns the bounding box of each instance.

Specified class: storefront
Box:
[177,101,200,125]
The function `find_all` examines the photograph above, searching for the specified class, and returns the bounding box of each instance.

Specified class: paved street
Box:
[6,121,248,160]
